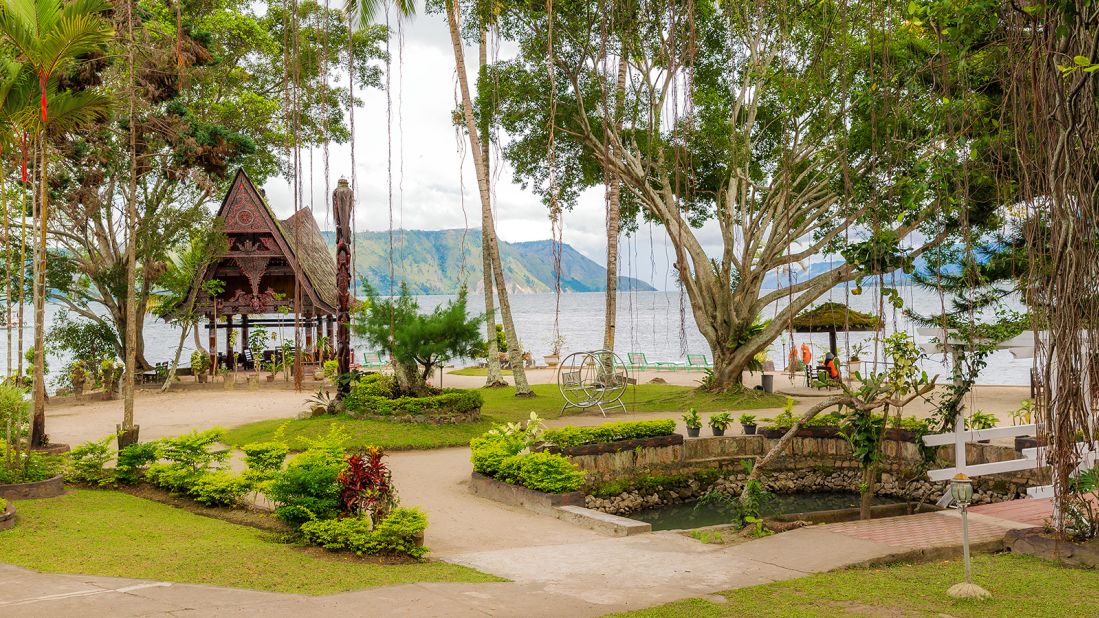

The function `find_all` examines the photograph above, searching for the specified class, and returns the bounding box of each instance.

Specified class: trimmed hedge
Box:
[470,432,584,493]
[344,387,483,419]
[496,451,585,494]
[542,419,677,448]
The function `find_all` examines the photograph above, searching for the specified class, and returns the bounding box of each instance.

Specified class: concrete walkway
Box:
[7,375,1039,615]
[2,507,1033,617]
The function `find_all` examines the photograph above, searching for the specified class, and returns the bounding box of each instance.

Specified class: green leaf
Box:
[1074,55,1091,66]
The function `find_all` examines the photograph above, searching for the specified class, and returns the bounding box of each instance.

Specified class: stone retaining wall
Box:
[0,474,65,500]
[576,436,1047,516]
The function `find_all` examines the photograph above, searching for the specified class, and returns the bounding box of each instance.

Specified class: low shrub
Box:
[0,497,6,511]
[144,429,229,493]
[0,449,62,484]
[496,451,585,494]
[241,441,288,487]
[344,387,482,418]
[338,447,396,521]
[188,472,252,507]
[344,373,394,402]
[268,439,345,526]
[469,432,524,477]
[542,419,677,448]
[65,437,116,486]
[300,507,428,558]
[115,441,158,484]
[323,359,339,380]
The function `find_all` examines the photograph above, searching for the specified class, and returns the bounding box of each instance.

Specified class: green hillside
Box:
[321,229,654,295]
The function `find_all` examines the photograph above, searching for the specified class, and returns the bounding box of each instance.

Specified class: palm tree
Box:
[444,0,532,396]
[0,0,113,447]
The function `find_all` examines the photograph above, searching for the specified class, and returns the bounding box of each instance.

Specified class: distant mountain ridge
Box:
[321,229,655,295]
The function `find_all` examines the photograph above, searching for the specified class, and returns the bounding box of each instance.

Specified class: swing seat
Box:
[686,354,712,371]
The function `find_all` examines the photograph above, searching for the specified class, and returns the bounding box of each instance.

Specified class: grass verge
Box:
[221,384,786,451]
[609,554,1098,618]
[0,490,501,595]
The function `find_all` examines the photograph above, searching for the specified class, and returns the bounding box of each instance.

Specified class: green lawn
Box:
[221,383,786,451]
[611,554,1098,618]
[448,366,513,376]
[0,490,499,595]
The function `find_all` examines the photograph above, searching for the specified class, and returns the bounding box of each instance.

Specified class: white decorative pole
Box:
[947,473,991,599]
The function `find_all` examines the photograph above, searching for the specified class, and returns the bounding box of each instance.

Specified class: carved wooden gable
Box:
[192,169,335,316]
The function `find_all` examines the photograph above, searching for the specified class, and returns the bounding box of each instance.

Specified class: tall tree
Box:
[0,0,113,447]
[443,0,532,395]
[490,0,988,391]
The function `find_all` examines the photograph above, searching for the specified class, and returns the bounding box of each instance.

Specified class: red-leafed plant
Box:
[337,446,398,521]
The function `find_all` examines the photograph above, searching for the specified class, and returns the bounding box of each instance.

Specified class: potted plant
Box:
[220,366,235,390]
[709,412,732,436]
[69,361,87,398]
[849,341,866,364]
[682,407,702,438]
[967,410,998,443]
[264,360,278,382]
[100,359,121,400]
[544,335,566,368]
[190,350,209,383]
[739,413,758,435]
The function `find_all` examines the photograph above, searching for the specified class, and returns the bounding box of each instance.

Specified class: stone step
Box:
[553,505,652,537]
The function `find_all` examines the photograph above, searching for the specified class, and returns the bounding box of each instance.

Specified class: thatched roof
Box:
[280,208,337,310]
[792,302,883,332]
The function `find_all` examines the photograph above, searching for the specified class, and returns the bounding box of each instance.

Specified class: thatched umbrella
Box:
[791,302,883,359]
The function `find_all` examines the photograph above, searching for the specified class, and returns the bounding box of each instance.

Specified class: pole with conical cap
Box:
[333,177,353,398]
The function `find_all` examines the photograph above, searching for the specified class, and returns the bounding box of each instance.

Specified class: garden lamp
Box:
[947,473,990,599]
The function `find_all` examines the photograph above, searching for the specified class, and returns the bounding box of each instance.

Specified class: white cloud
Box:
[262,12,681,287]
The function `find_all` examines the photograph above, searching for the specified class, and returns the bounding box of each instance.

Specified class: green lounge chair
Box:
[686,354,712,371]
[627,352,680,371]
[360,351,388,369]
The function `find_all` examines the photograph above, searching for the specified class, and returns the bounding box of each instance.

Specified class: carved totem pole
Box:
[333,178,354,397]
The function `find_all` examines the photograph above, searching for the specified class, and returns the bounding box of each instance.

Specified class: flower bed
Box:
[541,419,677,449]
[470,420,586,495]
[343,375,483,424]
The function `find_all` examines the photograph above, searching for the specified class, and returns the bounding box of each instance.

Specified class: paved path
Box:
[3,508,1032,617]
[11,374,1039,615]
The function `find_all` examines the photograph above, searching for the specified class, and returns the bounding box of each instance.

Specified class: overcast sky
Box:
[259,11,730,290]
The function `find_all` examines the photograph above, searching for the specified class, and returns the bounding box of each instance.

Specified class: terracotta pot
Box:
[544,355,560,368]
[196,373,207,383]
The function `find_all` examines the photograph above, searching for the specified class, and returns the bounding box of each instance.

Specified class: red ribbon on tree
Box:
[38,70,47,122]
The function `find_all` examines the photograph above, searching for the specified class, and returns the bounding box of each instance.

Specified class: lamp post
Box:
[947,473,991,599]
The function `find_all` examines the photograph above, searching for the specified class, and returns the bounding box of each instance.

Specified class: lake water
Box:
[0,287,1033,386]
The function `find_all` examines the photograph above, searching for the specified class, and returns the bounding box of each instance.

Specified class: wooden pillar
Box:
[208,314,216,375]
[241,315,250,369]
[226,315,234,370]
[326,316,334,345]
[305,312,314,364]
[315,317,323,358]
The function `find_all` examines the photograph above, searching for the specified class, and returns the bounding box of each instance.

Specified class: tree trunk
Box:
[17,167,27,381]
[446,0,532,396]
[479,28,506,389]
[746,396,848,486]
[603,54,627,353]
[30,131,47,448]
[860,463,877,520]
[121,0,139,438]
[3,160,10,381]
[161,321,190,393]
[193,321,206,354]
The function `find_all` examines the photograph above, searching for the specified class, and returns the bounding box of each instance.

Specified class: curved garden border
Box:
[0,474,65,500]
[0,501,15,531]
